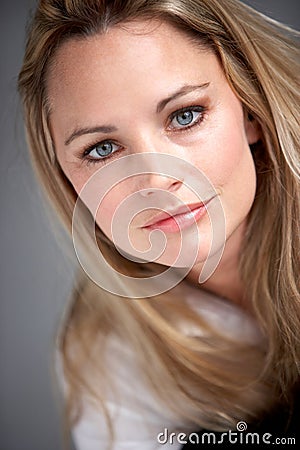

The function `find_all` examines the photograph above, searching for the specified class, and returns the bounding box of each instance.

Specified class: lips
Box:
[142,200,212,229]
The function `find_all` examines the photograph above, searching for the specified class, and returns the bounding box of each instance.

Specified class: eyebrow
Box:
[64,82,210,146]
[156,82,210,114]
[65,125,117,146]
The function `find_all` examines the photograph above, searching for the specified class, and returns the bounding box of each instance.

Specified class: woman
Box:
[18,0,299,449]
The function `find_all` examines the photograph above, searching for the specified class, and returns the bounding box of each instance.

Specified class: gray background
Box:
[0,1,299,449]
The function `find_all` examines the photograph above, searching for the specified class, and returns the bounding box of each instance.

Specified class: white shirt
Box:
[60,286,264,450]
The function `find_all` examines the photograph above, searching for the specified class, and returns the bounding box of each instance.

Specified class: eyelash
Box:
[80,105,206,166]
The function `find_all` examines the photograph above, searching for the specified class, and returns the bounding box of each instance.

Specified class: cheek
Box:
[95,199,116,239]
[210,123,257,224]
[190,111,257,228]
[196,108,256,190]
[94,184,128,240]
[214,140,252,187]
[59,161,124,239]
[56,153,89,194]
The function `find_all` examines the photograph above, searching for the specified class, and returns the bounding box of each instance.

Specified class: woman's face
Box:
[48,20,259,269]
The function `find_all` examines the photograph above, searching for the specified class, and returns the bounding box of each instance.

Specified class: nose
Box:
[139,174,182,197]
[129,137,186,197]
[134,149,184,197]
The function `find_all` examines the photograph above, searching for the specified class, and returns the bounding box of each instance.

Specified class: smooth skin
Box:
[47,20,261,310]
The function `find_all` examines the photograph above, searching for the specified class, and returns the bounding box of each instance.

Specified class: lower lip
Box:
[144,204,209,233]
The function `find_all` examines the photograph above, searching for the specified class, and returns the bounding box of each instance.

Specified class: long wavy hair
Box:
[18,0,299,447]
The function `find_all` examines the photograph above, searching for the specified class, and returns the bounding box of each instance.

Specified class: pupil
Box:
[96,142,113,157]
[177,111,193,125]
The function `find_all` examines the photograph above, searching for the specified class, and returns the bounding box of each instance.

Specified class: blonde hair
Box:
[18,0,300,447]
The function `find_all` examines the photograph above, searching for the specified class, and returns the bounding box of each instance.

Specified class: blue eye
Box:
[85,141,120,161]
[169,107,204,130]
[176,111,194,125]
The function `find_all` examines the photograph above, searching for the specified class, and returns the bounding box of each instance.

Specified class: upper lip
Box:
[142,198,214,228]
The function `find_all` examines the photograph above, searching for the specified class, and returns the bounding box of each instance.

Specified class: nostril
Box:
[169,180,183,192]
[138,176,183,197]
[139,187,157,197]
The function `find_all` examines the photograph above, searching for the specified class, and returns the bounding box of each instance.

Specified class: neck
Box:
[186,220,251,313]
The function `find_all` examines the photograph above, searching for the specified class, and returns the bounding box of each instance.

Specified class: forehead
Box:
[45,20,228,143]
[48,19,206,74]
[47,20,218,98]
